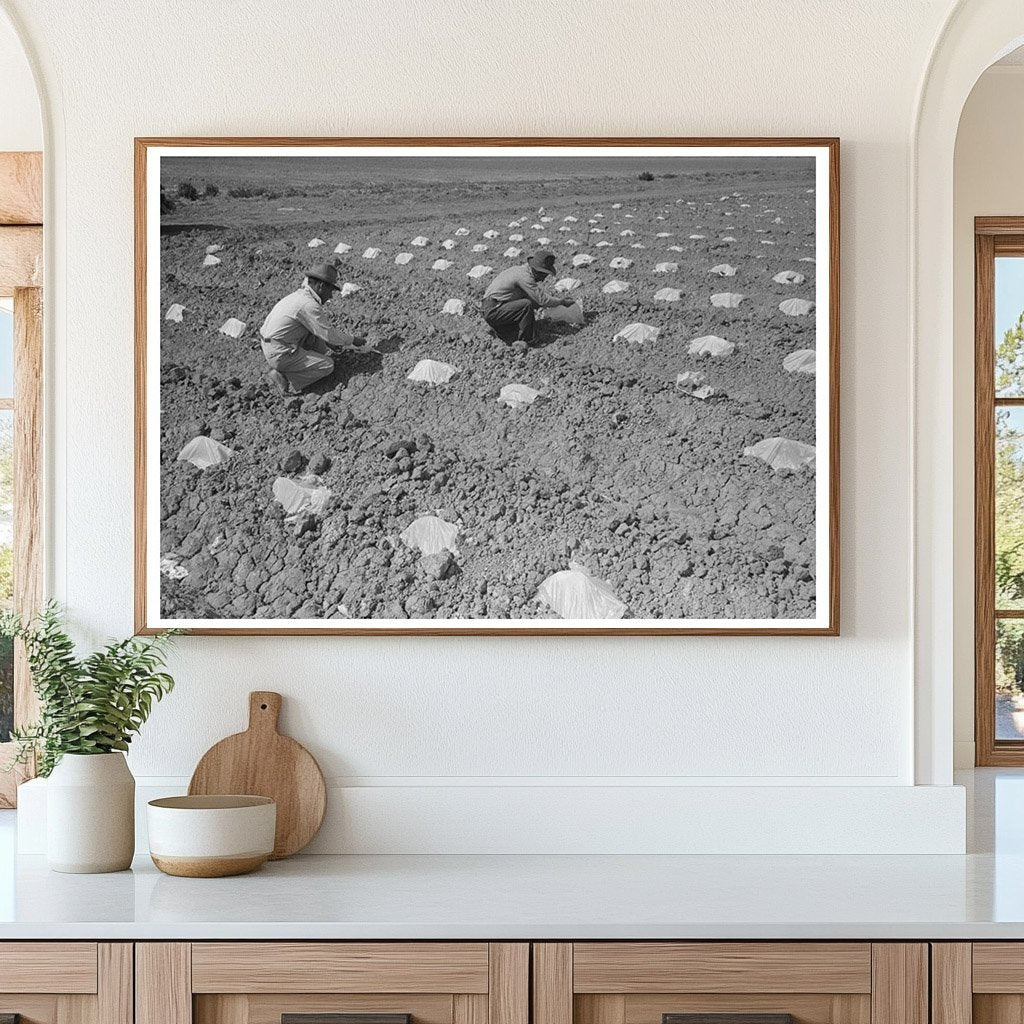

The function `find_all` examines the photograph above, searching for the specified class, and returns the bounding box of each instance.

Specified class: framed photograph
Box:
[135,137,839,635]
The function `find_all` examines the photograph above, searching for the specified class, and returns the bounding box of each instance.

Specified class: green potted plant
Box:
[2,603,178,873]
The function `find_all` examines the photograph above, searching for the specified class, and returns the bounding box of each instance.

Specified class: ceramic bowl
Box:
[147,795,276,877]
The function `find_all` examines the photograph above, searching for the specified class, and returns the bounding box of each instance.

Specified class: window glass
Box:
[0,307,12,400]
[0,406,10,742]
[996,257,1024,397]
[997,620,1024,740]
[994,254,1024,745]
[996,407,1024,610]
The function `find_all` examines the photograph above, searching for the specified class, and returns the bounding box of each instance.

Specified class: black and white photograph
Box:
[136,140,838,634]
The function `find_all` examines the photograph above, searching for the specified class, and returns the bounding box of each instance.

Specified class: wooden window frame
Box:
[0,151,43,806]
[975,217,1024,765]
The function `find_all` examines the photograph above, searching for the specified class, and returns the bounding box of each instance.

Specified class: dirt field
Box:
[157,156,819,622]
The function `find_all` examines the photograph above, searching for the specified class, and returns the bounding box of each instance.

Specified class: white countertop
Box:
[0,849,1022,940]
[1,769,1021,941]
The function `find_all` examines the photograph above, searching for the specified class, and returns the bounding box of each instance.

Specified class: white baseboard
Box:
[17,777,967,856]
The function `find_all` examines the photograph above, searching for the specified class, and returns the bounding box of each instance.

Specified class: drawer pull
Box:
[283,1016,411,1024]
[664,1016,795,1024]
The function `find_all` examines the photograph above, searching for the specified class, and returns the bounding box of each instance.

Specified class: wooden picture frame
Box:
[135,137,839,636]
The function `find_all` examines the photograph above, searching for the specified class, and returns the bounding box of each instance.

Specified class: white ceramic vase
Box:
[46,752,135,873]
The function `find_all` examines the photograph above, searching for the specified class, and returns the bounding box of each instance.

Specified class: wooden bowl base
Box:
[151,853,268,878]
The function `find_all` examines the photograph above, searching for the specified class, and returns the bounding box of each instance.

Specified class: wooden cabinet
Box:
[532,944,928,1024]
[136,944,528,1024]
[0,938,953,1024]
[0,943,131,1024]
[931,943,1024,1024]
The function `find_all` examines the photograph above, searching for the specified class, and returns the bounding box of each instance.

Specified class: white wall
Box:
[2,0,972,852]
[952,66,1024,767]
[0,9,39,152]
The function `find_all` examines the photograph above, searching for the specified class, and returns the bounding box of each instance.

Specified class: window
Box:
[975,220,1024,764]
[0,288,42,805]
[0,303,12,744]
[0,151,43,807]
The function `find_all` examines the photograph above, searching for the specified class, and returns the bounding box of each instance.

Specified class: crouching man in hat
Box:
[481,250,575,345]
[259,262,369,393]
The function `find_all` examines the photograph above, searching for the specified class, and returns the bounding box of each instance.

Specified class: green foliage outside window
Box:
[996,312,1024,695]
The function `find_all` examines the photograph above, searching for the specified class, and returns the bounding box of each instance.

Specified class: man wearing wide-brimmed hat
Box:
[259,262,368,393]
[481,250,574,345]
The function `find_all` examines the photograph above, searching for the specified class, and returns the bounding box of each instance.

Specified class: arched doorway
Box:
[914,1,1024,785]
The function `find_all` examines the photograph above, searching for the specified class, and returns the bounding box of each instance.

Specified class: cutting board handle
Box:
[248,691,282,734]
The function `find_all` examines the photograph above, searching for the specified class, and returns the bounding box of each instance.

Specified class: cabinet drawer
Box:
[191,944,491,994]
[572,944,872,994]
[973,943,1024,992]
[935,942,1024,1024]
[0,943,130,1024]
[534,944,926,1024]
[139,943,528,1024]
[0,942,99,994]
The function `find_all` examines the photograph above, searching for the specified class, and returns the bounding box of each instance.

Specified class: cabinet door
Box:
[137,943,528,1024]
[939,943,1024,1024]
[533,944,927,1024]
[0,943,131,1024]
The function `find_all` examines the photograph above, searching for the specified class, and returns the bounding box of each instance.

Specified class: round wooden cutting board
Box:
[188,691,326,859]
